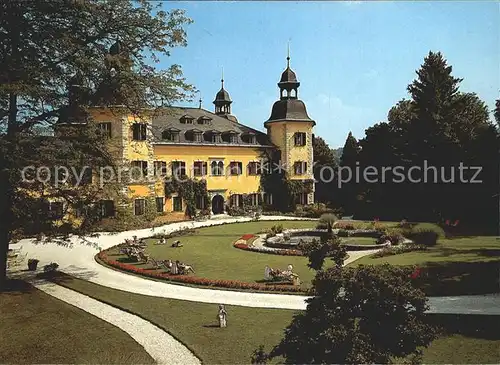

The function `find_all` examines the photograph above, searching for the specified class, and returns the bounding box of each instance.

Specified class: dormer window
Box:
[185,129,203,142]
[162,128,180,142]
[179,114,194,124]
[222,131,239,144]
[213,133,222,143]
[242,132,257,144]
[204,130,221,143]
[198,116,212,125]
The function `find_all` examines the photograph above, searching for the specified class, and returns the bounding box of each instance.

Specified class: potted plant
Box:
[27,258,39,271]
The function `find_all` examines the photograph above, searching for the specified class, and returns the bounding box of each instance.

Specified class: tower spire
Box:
[287,40,290,68]
[213,69,232,116]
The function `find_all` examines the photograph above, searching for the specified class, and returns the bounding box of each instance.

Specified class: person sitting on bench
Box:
[171,240,183,247]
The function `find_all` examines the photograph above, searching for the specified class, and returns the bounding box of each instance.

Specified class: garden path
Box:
[8,270,201,365]
[9,215,500,314]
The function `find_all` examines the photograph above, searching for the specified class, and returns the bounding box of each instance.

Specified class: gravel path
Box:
[10,215,500,314]
[19,274,201,365]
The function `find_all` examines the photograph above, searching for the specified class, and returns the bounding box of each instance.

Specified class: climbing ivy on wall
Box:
[259,150,314,212]
[164,178,209,218]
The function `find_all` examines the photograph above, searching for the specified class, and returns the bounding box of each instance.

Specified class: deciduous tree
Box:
[0,0,194,289]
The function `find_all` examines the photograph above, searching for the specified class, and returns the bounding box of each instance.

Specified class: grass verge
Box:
[49,273,500,364]
[0,279,154,364]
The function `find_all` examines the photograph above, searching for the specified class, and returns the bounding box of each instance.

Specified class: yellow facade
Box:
[266,121,315,181]
[86,57,316,215]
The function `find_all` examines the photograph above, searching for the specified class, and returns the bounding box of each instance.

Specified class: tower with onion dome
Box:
[264,49,315,205]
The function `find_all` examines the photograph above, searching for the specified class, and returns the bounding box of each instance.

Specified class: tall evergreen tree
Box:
[0,0,194,289]
[356,51,498,231]
[313,136,337,205]
[339,132,360,215]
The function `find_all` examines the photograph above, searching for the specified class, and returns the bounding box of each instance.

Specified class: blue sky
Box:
[159,1,499,148]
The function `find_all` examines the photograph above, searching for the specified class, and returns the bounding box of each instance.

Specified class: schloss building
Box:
[61,43,316,218]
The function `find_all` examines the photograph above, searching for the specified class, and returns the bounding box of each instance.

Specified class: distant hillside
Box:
[332,147,343,163]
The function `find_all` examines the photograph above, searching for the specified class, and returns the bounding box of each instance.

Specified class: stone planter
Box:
[27,259,39,271]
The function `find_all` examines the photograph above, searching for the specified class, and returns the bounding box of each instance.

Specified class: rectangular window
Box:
[74,203,87,218]
[294,161,307,175]
[156,197,164,213]
[154,161,167,177]
[171,161,186,177]
[229,134,238,144]
[193,161,207,177]
[100,200,115,218]
[134,199,146,216]
[249,193,259,206]
[132,123,147,141]
[247,162,262,175]
[98,122,112,138]
[294,132,307,146]
[46,201,64,220]
[229,161,242,175]
[295,193,308,205]
[173,196,183,212]
[230,194,243,207]
[131,160,148,178]
[194,133,202,142]
[195,195,205,210]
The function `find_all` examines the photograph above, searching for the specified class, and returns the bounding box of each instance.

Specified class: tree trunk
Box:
[0,231,8,290]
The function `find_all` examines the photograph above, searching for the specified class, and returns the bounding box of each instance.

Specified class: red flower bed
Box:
[241,234,256,241]
[97,250,304,293]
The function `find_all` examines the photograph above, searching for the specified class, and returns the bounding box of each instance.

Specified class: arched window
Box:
[210,160,224,176]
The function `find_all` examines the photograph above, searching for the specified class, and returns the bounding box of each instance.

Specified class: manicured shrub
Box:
[319,213,338,226]
[334,222,355,230]
[409,223,445,246]
[43,262,59,272]
[337,229,350,237]
[371,244,427,258]
[411,223,445,237]
[267,224,283,235]
[377,229,404,245]
[316,222,328,230]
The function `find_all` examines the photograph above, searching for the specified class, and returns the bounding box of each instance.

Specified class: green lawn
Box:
[341,236,378,245]
[0,280,154,364]
[352,236,500,266]
[350,236,500,296]
[104,221,500,295]
[52,274,500,364]
[108,220,321,290]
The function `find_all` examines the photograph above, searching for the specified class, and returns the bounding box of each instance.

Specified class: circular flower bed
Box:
[97,249,304,293]
[233,234,304,256]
